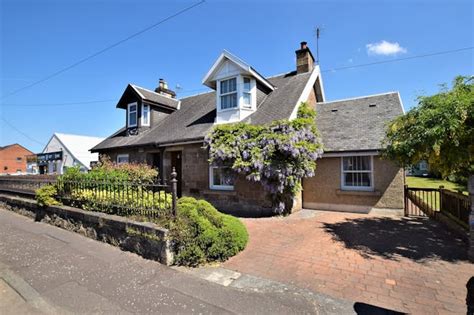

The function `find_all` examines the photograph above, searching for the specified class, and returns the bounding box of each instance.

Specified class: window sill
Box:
[336,189,381,196]
[203,189,237,195]
[218,108,239,113]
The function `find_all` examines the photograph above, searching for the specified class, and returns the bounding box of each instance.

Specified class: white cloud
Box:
[366,40,407,56]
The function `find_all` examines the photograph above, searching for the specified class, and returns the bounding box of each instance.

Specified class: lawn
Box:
[406,176,467,194]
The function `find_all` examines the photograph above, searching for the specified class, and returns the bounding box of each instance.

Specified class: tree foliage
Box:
[205,102,323,214]
[384,75,474,178]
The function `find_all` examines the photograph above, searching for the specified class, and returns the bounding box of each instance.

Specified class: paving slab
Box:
[224,210,473,314]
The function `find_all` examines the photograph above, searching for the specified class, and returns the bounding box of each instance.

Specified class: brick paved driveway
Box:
[223,210,473,314]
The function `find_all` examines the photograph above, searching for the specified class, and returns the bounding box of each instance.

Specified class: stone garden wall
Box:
[0,194,173,265]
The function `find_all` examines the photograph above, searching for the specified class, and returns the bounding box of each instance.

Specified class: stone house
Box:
[92,42,405,216]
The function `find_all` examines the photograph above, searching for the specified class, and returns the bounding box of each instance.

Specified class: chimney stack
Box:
[155,78,176,98]
[295,41,315,74]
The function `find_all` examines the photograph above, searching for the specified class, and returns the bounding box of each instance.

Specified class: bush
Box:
[70,188,171,215]
[35,185,61,207]
[61,157,158,184]
[168,197,248,266]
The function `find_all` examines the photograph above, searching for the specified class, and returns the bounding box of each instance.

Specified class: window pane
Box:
[221,95,229,109]
[221,167,235,186]
[344,172,371,187]
[212,167,234,187]
[143,105,149,125]
[343,157,353,170]
[343,156,371,171]
[213,168,222,185]
[243,93,251,106]
[130,104,137,112]
[117,155,129,164]
[359,156,371,171]
[229,78,236,92]
[243,78,251,91]
[360,173,371,186]
[220,80,228,94]
[129,112,137,126]
[344,173,354,186]
[220,78,237,94]
[230,93,237,107]
[221,93,237,109]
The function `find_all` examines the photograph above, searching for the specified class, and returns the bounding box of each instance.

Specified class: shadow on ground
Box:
[323,216,468,262]
[354,302,406,315]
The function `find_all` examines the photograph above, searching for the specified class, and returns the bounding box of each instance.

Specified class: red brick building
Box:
[0,144,34,175]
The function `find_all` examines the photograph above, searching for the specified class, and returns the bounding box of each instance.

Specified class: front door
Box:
[151,153,161,180]
[170,151,182,197]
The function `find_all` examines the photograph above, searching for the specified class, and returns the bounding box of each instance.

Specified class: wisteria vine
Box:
[205,102,323,214]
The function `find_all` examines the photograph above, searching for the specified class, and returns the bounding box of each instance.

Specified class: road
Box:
[0,208,354,314]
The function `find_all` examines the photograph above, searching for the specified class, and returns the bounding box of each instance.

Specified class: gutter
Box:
[91,137,206,153]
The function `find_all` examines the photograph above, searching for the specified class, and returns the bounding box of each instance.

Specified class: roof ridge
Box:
[321,91,399,105]
[179,90,214,100]
[54,132,105,140]
[131,84,179,102]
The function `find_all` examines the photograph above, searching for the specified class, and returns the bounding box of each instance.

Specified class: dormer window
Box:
[220,77,237,110]
[128,102,137,127]
[203,51,275,124]
[142,104,150,126]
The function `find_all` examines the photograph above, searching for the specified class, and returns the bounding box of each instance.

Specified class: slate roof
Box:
[131,85,180,109]
[92,71,312,151]
[316,92,404,152]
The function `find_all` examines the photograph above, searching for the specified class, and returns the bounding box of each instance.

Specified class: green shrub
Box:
[70,187,171,215]
[168,197,248,266]
[35,185,61,207]
[61,157,158,184]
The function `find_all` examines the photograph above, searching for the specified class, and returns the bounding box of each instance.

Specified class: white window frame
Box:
[242,77,252,108]
[116,154,129,164]
[127,102,138,128]
[142,103,150,126]
[340,155,374,191]
[218,77,238,111]
[209,166,235,190]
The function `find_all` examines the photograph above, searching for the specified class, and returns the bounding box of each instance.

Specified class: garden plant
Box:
[205,102,323,214]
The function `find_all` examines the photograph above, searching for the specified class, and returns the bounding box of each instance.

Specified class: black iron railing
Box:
[0,168,179,219]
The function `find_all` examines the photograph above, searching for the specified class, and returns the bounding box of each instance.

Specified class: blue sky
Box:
[1,0,473,153]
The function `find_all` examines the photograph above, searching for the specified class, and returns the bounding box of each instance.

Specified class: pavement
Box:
[223,209,473,314]
[0,208,356,314]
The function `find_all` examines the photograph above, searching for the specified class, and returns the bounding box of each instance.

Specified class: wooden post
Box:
[439,185,444,213]
[404,184,408,216]
[170,167,178,217]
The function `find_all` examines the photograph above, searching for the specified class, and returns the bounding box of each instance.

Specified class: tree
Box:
[384,75,474,180]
